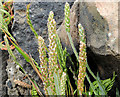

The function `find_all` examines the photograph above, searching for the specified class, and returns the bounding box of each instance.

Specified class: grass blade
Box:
[26,3,38,39]
[4,34,43,96]
[54,72,60,95]
[96,73,107,95]
[0,8,11,25]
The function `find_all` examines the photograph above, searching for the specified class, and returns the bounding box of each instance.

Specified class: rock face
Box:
[5,1,119,96]
[57,1,120,95]
[0,50,8,96]
[96,2,118,54]
[58,1,119,55]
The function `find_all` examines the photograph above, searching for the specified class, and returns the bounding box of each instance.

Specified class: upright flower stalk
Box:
[77,23,87,95]
[60,72,67,95]
[47,11,59,94]
[65,2,70,33]
[38,36,48,94]
[65,2,79,60]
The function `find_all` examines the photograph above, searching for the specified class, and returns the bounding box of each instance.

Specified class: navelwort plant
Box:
[0,2,116,96]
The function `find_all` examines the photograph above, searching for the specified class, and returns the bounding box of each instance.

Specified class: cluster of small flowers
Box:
[60,72,67,95]
[38,36,48,94]
[77,23,87,95]
[65,2,70,33]
[47,11,59,94]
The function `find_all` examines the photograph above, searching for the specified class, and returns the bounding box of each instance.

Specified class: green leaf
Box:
[0,42,5,49]
[86,72,98,95]
[4,34,25,74]
[7,39,30,63]
[4,35,16,59]
[0,26,17,43]
[0,8,11,25]
[73,89,77,95]
[26,4,38,39]
[116,88,120,97]
[47,86,53,95]
[96,73,107,95]
[106,72,116,92]
[31,80,40,97]
[54,72,61,95]
[31,85,39,97]
[56,32,68,71]
[89,72,116,96]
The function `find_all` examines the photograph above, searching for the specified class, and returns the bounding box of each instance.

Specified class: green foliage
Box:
[116,88,120,97]
[0,0,16,46]
[46,71,67,95]
[4,34,43,96]
[0,3,43,96]
[31,85,39,97]
[0,0,13,32]
[4,35,25,73]
[26,4,38,39]
[89,72,116,95]
[56,33,68,71]
[27,5,68,95]
[54,72,61,95]
[0,7,11,30]
[0,8,11,30]
[64,2,116,96]
[64,2,79,61]
[0,1,116,96]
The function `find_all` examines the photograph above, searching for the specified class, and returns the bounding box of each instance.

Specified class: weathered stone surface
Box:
[6,50,32,95]
[95,2,118,54]
[1,50,9,96]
